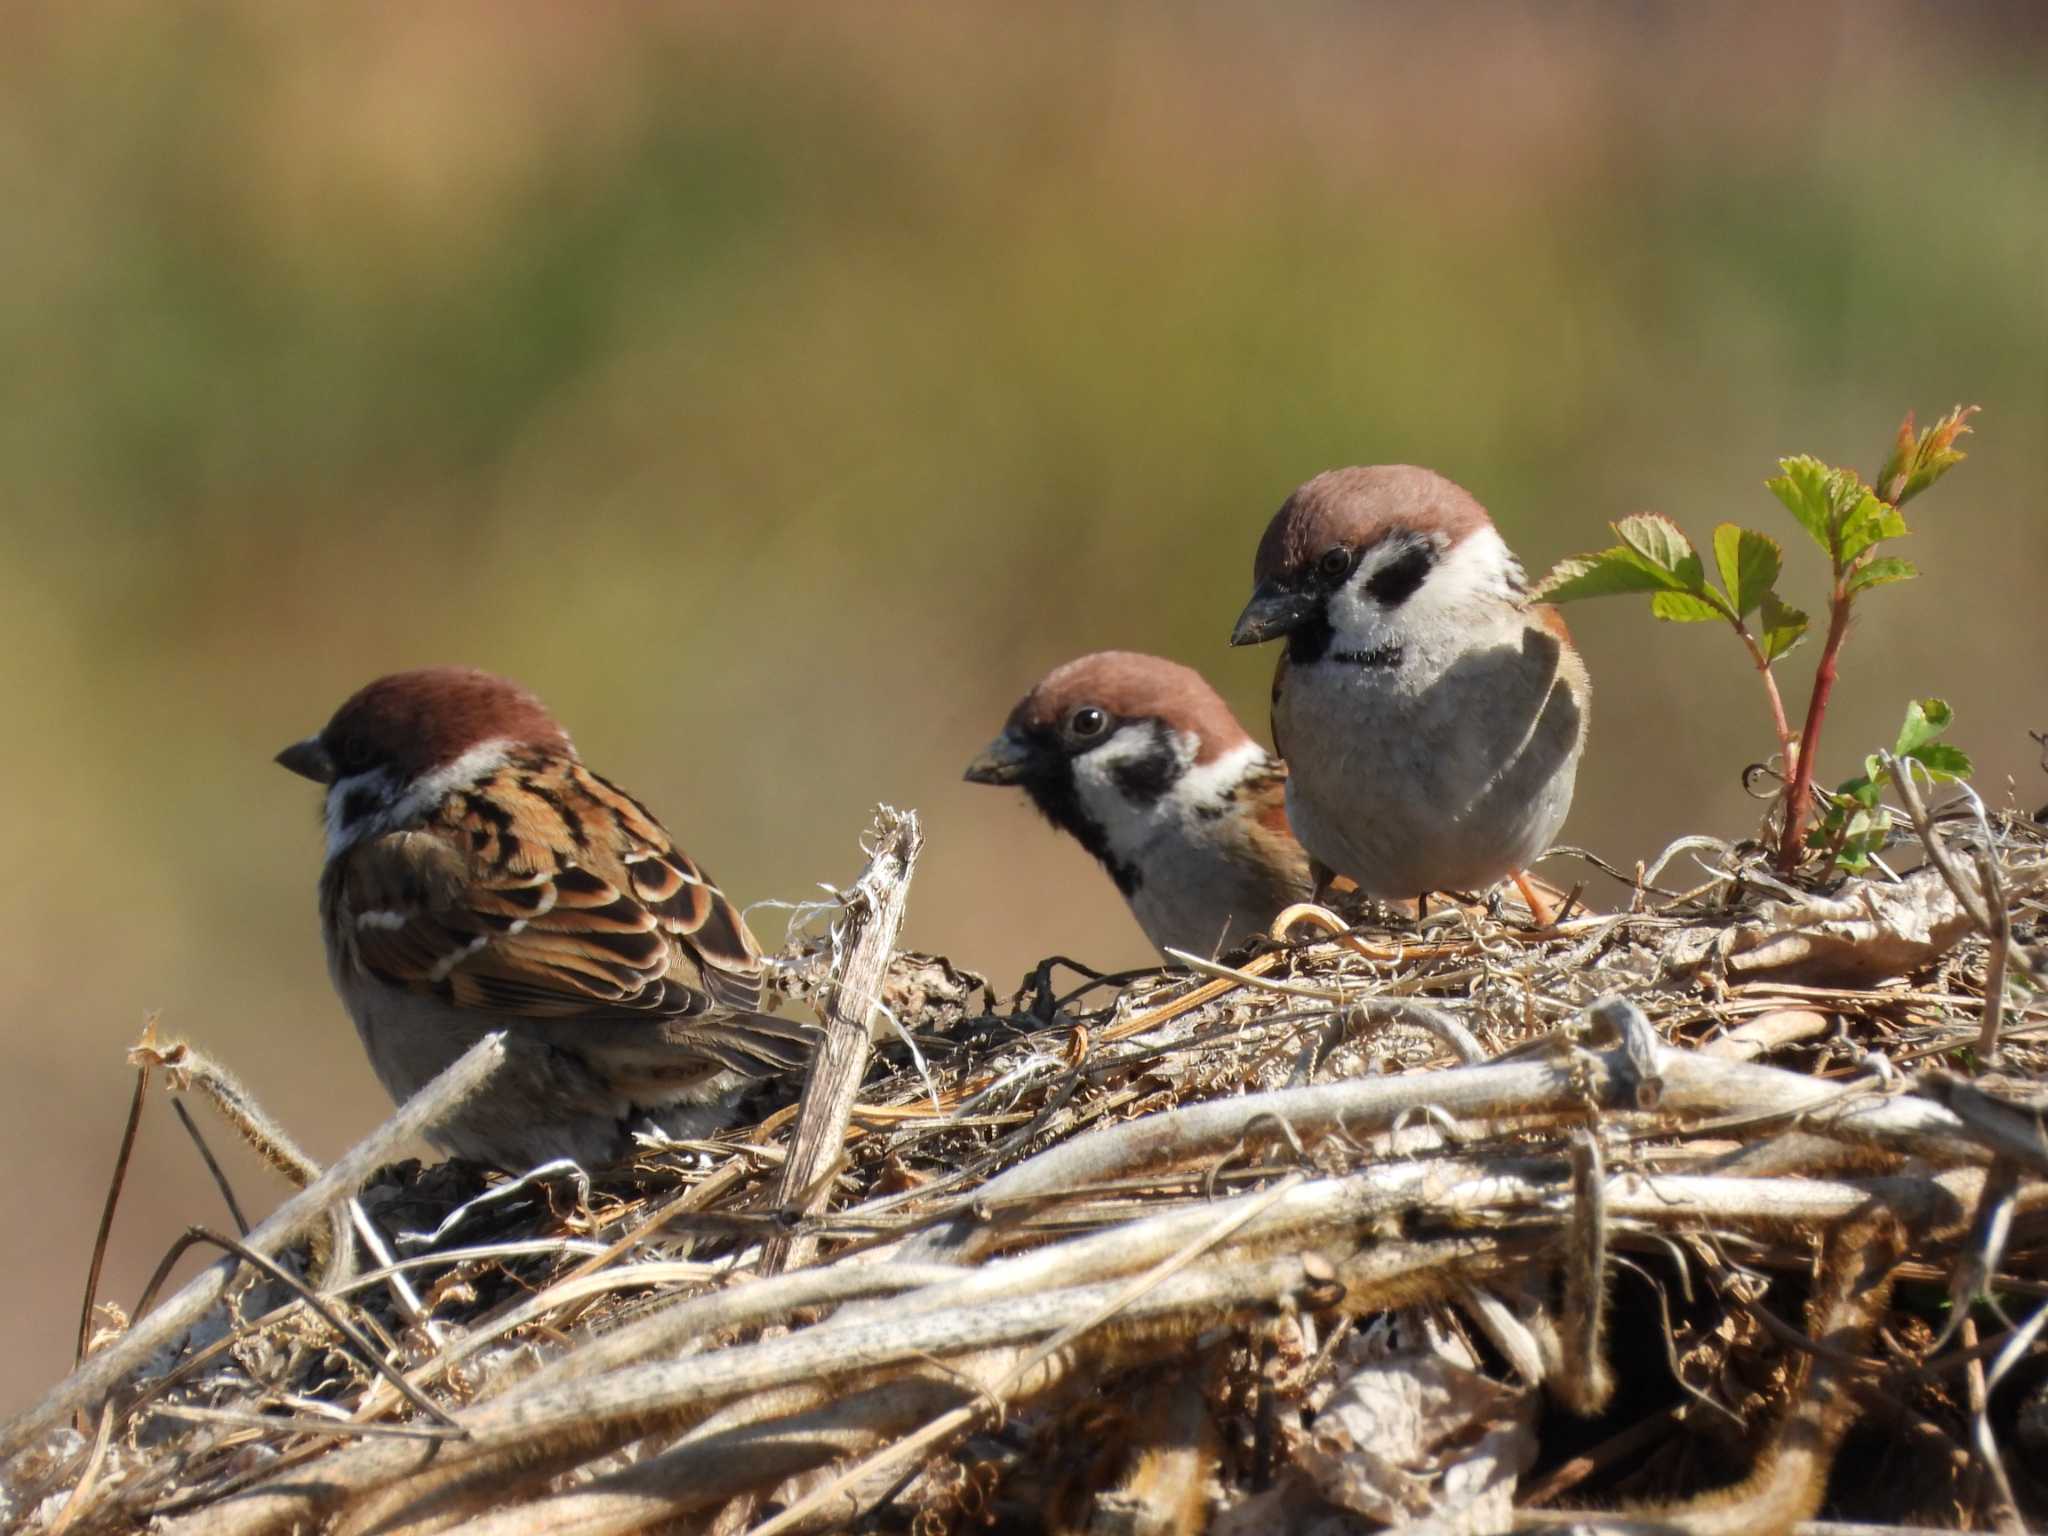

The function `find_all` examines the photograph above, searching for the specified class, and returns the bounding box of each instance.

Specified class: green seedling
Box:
[1808,698,1973,873]
[1532,405,1978,875]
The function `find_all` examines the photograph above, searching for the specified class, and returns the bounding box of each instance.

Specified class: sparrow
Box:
[276,666,813,1170]
[1229,466,1589,919]
[964,651,1313,958]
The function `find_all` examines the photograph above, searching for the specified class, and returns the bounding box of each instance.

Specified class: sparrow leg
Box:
[1511,870,1556,929]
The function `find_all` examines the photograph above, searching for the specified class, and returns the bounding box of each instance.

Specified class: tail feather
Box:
[675,1010,818,1075]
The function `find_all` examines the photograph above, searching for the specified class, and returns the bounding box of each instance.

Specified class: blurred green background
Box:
[3,2,2043,1410]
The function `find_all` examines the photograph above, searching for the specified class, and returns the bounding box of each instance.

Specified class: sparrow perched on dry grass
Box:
[965,651,1313,957]
[1231,466,1588,919]
[277,666,811,1170]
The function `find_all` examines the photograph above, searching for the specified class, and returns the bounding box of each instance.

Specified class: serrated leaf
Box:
[1756,590,1809,662]
[1650,589,1731,623]
[1846,555,1918,594]
[1529,547,1679,602]
[1766,456,1838,558]
[1615,513,1707,590]
[1711,524,1781,617]
[1907,742,1973,780]
[1894,697,1954,756]
[1838,488,1909,562]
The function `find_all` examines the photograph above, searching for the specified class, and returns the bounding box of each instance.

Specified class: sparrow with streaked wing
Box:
[277,666,812,1170]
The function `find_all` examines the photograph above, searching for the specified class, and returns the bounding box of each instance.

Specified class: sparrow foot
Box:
[1511,870,1556,929]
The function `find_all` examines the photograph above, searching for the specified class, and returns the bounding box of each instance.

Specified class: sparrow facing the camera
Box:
[276,667,812,1170]
[1230,466,1589,913]
[965,651,1313,958]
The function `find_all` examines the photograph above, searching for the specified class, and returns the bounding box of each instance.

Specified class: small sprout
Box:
[1809,699,1974,872]
[1532,405,1979,876]
[1876,404,1978,507]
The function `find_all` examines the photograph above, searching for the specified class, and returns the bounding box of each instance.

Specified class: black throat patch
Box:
[1332,643,1404,670]
[1284,605,1336,667]
[1022,777,1142,895]
[1016,744,1141,896]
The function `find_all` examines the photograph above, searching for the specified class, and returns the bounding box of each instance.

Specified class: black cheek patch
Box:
[341,786,383,829]
[1365,542,1436,607]
[1108,728,1182,807]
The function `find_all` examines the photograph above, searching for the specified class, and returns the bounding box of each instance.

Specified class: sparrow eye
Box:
[335,736,376,774]
[1067,706,1110,742]
[1316,546,1352,582]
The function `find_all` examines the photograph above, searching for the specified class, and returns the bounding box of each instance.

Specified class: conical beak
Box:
[1230,581,1320,645]
[275,737,336,784]
[963,732,1037,786]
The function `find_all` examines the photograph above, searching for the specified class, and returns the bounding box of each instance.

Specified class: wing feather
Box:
[322,752,805,1075]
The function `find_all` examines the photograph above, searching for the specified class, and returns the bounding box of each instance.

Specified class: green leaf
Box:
[1614,513,1707,591]
[1837,488,1909,562]
[1756,590,1810,662]
[1529,547,1679,602]
[1894,697,1954,756]
[1846,555,1918,595]
[1766,456,1840,559]
[1650,589,1731,623]
[1711,525,1781,617]
[1829,799,1894,872]
[1907,742,1973,780]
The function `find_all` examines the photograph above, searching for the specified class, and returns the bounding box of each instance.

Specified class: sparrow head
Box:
[1230,466,1520,660]
[277,667,573,856]
[965,651,1266,889]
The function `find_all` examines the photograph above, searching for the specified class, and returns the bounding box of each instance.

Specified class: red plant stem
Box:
[1734,625,1796,767]
[1776,579,1853,872]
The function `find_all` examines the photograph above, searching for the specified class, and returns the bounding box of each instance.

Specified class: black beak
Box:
[1231,582,1320,645]
[963,732,1038,786]
[275,737,336,784]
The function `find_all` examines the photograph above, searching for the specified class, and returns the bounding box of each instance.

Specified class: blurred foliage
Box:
[1,2,2044,1409]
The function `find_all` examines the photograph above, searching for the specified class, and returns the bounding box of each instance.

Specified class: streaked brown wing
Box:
[325,755,805,1073]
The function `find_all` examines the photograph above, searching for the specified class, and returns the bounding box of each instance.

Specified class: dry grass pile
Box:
[4,801,2047,1536]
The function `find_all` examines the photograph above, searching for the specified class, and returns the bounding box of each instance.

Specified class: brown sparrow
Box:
[276,666,812,1170]
[964,651,1313,957]
[1230,466,1589,915]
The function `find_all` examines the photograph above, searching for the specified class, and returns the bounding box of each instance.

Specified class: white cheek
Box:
[1425,525,1518,607]
[323,738,517,859]
[1069,728,1196,850]
[1327,579,1386,635]
[1334,526,1518,637]
[1174,740,1265,810]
